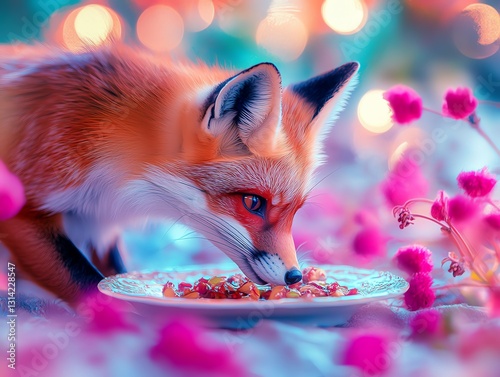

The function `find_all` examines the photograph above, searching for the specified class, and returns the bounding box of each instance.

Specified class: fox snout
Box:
[247,251,303,286]
[240,244,302,285]
[249,232,302,286]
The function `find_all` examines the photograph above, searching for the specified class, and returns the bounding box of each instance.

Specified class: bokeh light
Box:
[74,5,112,44]
[405,0,477,23]
[357,89,394,134]
[321,0,367,35]
[452,4,500,59]
[63,5,121,51]
[388,141,409,170]
[137,5,184,52]
[184,0,215,32]
[256,12,308,61]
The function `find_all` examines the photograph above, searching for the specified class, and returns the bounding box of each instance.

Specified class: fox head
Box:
[167,61,360,286]
[141,61,359,285]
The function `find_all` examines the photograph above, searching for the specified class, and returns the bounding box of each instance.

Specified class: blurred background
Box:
[1,4,500,376]
[1,0,499,275]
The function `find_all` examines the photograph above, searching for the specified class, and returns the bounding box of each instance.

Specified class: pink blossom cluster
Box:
[342,331,396,376]
[150,317,248,376]
[429,167,497,225]
[383,84,500,158]
[393,245,435,311]
[409,309,444,340]
[383,85,477,124]
[393,167,500,315]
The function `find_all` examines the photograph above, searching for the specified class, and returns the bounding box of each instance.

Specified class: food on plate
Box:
[162,266,358,300]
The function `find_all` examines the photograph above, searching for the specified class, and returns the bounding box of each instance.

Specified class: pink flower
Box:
[393,207,415,229]
[381,153,429,207]
[352,226,387,258]
[459,323,500,359]
[383,85,423,124]
[77,293,138,334]
[342,331,395,376]
[457,167,497,198]
[430,190,448,222]
[487,287,500,318]
[404,272,435,311]
[441,252,465,277]
[442,87,477,120]
[409,309,444,339]
[485,213,500,231]
[0,160,26,221]
[150,318,246,376]
[393,245,433,275]
[447,194,479,222]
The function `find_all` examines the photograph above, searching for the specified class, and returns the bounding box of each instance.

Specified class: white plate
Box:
[98,265,409,328]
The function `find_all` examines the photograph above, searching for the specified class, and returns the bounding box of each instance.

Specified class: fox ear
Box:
[202,63,282,157]
[289,62,359,142]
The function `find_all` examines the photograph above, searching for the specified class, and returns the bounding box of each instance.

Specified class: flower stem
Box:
[434,282,486,290]
[474,126,500,158]
[478,100,500,108]
[466,118,500,158]
[422,107,444,117]
[402,198,435,208]
[487,199,500,211]
[449,223,490,282]
[411,213,449,229]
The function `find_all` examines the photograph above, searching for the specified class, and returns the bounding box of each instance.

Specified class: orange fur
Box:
[0,44,358,298]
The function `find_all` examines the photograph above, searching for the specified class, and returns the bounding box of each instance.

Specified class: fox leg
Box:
[0,211,104,303]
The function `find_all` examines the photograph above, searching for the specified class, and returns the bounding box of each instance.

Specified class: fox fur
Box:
[0,44,358,302]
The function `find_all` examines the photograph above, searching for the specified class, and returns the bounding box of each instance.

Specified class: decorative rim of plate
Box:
[98,264,409,309]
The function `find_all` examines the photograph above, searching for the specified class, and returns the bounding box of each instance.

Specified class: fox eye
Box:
[242,194,265,216]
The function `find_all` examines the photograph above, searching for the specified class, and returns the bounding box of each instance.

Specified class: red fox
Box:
[0,45,358,303]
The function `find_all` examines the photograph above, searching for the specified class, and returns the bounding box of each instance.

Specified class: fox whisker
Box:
[304,168,340,198]
[192,212,257,257]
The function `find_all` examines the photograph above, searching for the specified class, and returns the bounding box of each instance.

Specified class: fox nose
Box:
[284,268,302,285]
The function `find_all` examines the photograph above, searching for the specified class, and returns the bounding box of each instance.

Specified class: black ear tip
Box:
[289,61,360,119]
[340,61,360,76]
[252,62,281,76]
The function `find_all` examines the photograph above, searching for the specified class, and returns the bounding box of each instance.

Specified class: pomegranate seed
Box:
[260,289,272,300]
[329,290,345,297]
[302,266,327,284]
[299,284,325,297]
[193,281,210,296]
[227,274,249,287]
[162,270,357,300]
[326,282,340,293]
[178,282,193,295]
